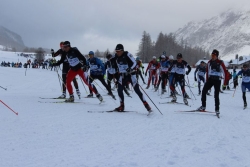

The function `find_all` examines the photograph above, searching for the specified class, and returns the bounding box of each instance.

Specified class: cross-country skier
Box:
[53,41,103,102]
[197,49,228,116]
[112,44,151,113]
[194,61,206,95]
[52,42,81,99]
[232,69,238,89]
[155,55,170,94]
[168,53,191,105]
[86,51,115,99]
[105,53,118,90]
[105,53,130,96]
[145,56,160,89]
[234,64,250,108]
[135,57,146,84]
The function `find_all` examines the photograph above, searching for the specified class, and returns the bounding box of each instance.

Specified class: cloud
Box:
[0,0,250,54]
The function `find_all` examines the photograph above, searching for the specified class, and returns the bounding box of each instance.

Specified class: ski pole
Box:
[186,76,197,100]
[0,86,7,91]
[138,84,163,115]
[79,76,88,94]
[0,100,18,115]
[55,66,63,92]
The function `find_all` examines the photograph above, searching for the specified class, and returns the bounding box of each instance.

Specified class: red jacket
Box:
[146,60,160,73]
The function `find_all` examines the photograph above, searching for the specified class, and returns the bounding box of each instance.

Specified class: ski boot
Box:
[76,89,81,99]
[244,102,247,109]
[154,86,159,92]
[198,91,201,95]
[145,85,150,89]
[215,110,220,118]
[161,89,166,94]
[143,101,152,111]
[171,95,177,102]
[197,106,206,112]
[96,93,103,102]
[114,102,124,112]
[58,92,66,99]
[87,93,93,98]
[143,81,146,84]
[65,94,74,102]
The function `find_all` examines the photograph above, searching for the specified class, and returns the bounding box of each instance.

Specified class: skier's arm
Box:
[186,64,191,75]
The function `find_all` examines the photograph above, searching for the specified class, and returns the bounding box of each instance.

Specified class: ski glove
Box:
[126,68,131,73]
[145,72,147,76]
[186,71,189,75]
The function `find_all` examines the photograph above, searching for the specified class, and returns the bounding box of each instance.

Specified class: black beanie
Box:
[115,44,124,51]
[212,49,219,56]
[63,41,71,47]
[177,53,182,58]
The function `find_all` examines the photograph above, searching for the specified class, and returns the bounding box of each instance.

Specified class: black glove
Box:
[145,72,147,77]
[81,65,87,71]
[186,71,189,75]
[143,71,144,75]
[195,77,197,82]
[126,68,131,73]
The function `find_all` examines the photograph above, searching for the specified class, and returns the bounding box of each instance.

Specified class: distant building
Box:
[228,56,250,69]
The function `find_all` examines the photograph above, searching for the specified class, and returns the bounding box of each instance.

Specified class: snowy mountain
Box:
[0,25,25,51]
[174,9,250,60]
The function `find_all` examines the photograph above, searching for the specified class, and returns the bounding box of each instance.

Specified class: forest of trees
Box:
[136,31,210,66]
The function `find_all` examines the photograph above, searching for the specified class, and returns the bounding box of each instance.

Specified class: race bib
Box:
[108,68,116,74]
[118,64,129,73]
[68,58,79,66]
[175,68,185,75]
[90,65,98,70]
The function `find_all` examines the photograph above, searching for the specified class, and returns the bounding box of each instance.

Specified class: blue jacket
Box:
[88,57,105,75]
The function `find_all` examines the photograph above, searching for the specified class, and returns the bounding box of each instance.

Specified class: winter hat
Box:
[152,56,156,59]
[169,55,174,60]
[243,64,248,68]
[89,51,94,55]
[212,49,219,56]
[63,41,71,47]
[177,53,182,59]
[161,55,166,59]
[115,44,124,51]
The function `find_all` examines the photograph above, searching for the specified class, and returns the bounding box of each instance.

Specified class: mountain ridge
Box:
[174,9,250,60]
[0,25,26,51]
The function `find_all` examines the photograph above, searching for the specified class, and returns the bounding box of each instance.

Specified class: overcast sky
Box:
[1,0,250,55]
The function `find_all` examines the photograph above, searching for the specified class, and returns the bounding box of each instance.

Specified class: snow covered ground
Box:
[1,52,250,167]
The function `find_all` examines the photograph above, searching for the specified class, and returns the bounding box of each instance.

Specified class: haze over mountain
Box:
[0,25,25,51]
